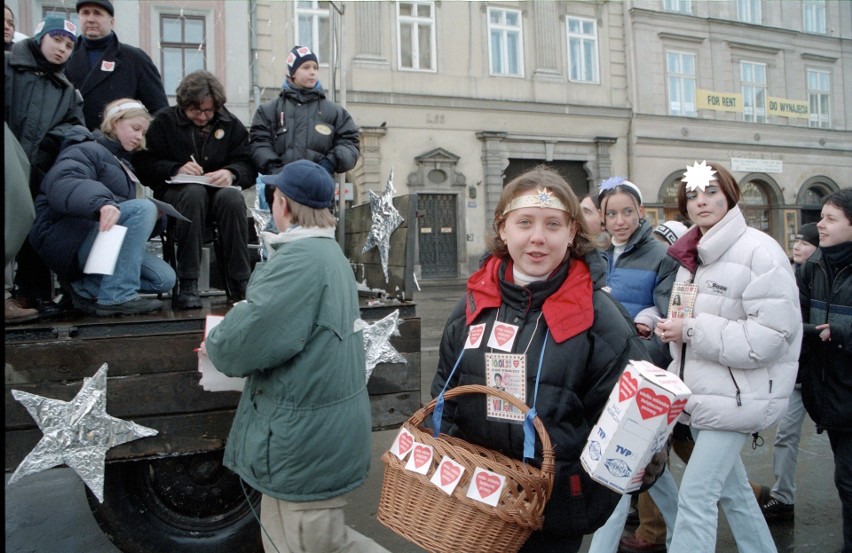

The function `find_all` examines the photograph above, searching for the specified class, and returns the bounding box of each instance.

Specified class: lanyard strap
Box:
[431,326,549,462]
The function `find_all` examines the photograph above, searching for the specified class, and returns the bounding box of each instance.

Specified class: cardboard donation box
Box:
[581,359,691,493]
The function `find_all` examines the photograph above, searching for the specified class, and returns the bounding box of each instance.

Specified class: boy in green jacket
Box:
[202,160,389,553]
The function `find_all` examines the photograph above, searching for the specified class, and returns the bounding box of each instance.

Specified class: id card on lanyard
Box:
[485,352,526,423]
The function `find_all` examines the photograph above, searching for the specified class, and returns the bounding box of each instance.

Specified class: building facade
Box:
[11,0,851,279]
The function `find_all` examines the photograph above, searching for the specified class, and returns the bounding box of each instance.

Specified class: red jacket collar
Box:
[465,256,594,343]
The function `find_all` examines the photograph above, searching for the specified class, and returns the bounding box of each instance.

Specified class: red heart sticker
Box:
[493,324,516,346]
[636,388,671,420]
[440,460,462,486]
[512,359,520,368]
[398,432,413,456]
[475,472,502,498]
[618,372,639,402]
[668,399,688,424]
[468,326,484,346]
[413,445,432,468]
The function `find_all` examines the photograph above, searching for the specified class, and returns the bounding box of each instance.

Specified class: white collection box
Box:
[581,359,691,494]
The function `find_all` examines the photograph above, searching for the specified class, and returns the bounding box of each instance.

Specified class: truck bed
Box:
[5,294,421,472]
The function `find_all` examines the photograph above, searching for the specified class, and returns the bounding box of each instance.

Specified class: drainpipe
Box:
[250,0,261,110]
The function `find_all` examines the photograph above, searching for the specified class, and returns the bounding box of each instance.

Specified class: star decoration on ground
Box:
[682,160,717,192]
[357,310,407,383]
[7,363,158,502]
[363,170,403,283]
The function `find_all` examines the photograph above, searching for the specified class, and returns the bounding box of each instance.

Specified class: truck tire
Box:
[86,450,263,553]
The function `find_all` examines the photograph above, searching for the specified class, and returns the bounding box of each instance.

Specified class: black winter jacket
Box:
[29,128,137,281]
[65,32,168,130]
[5,40,85,195]
[432,253,649,541]
[799,245,852,432]
[249,81,360,175]
[134,105,256,196]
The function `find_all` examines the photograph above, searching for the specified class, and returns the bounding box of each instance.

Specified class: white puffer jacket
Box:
[669,206,802,433]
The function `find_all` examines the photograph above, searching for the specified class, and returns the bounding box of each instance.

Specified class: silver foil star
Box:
[357,310,407,383]
[7,363,158,502]
[363,170,403,283]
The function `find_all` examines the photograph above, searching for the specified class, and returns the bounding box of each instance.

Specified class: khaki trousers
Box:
[260,494,391,553]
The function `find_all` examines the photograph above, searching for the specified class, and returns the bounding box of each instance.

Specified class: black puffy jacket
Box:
[5,39,85,194]
[799,245,852,432]
[249,81,359,176]
[432,252,649,542]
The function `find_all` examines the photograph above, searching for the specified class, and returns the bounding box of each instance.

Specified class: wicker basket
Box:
[377,384,555,553]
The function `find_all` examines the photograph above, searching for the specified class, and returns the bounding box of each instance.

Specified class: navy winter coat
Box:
[29,129,137,281]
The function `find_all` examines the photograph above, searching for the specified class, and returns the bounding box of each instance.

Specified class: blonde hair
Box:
[285,196,337,228]
[100,98,152,150]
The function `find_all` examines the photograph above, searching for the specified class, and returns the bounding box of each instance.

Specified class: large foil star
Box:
[363,170,403,283]
[357,310,407,383]
[7,363,158,502]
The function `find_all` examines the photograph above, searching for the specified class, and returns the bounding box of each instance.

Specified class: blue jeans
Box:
[771,386,806,504]
[669,428,776,553]
[587,468,679,553]
[73,199,176,305]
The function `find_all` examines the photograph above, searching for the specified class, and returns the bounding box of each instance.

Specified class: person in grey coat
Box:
[250,45,360,178]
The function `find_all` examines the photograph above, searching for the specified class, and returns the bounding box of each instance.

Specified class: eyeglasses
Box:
[186,106,216,116]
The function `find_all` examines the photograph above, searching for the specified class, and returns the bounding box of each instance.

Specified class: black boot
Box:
[228,278,249,303]
[175,279,202,310]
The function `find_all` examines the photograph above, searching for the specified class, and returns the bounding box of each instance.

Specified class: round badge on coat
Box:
[315,124,332,136]
[214,129,225,139]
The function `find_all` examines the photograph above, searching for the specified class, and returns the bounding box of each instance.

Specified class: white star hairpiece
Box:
[502,188,568,215]
[682,161,717,192]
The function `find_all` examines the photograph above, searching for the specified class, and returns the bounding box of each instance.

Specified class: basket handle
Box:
[410,384,555,473]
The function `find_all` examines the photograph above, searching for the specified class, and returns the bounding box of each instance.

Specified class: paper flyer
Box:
[83,224,127,275]
[197,315,246,392]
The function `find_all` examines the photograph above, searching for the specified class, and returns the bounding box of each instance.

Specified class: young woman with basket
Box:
[431,166,663,553]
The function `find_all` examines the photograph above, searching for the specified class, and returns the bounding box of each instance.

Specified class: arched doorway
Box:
[797,178,839,224]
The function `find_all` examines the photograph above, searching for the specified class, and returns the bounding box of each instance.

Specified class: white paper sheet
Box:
[198,315,246,392]
[83,225,127,275]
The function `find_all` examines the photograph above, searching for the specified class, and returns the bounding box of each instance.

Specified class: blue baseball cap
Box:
[260,160,334,209]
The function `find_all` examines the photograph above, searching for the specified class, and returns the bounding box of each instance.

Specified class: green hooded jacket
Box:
[206,227,370,501]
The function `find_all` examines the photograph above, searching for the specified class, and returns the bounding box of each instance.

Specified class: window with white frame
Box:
[807,69,830,128]
[295,1,330,66]
[487,7,523,77]
[41,5,79,27]
[803,0,827,34]
[737,0,761,24]
[666,51,696,116]
[663,0,692,14]
[740,61,767,123]
[397,1,435,71]
[160,14,206,96]
[567,17,599,83]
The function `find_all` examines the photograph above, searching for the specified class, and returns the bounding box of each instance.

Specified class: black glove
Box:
[318,158,335,175]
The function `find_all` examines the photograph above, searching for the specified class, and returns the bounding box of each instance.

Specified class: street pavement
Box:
[5,280,843,552]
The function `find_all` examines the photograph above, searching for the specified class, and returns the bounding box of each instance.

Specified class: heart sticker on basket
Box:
[636,388,671,420]
[390,428,414,460]
[487,322,518,352]
[430,457,466,495]
[404,443,433,475]
[668,398,688,424]
[466,467,505,506]
[618,371,639,402]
